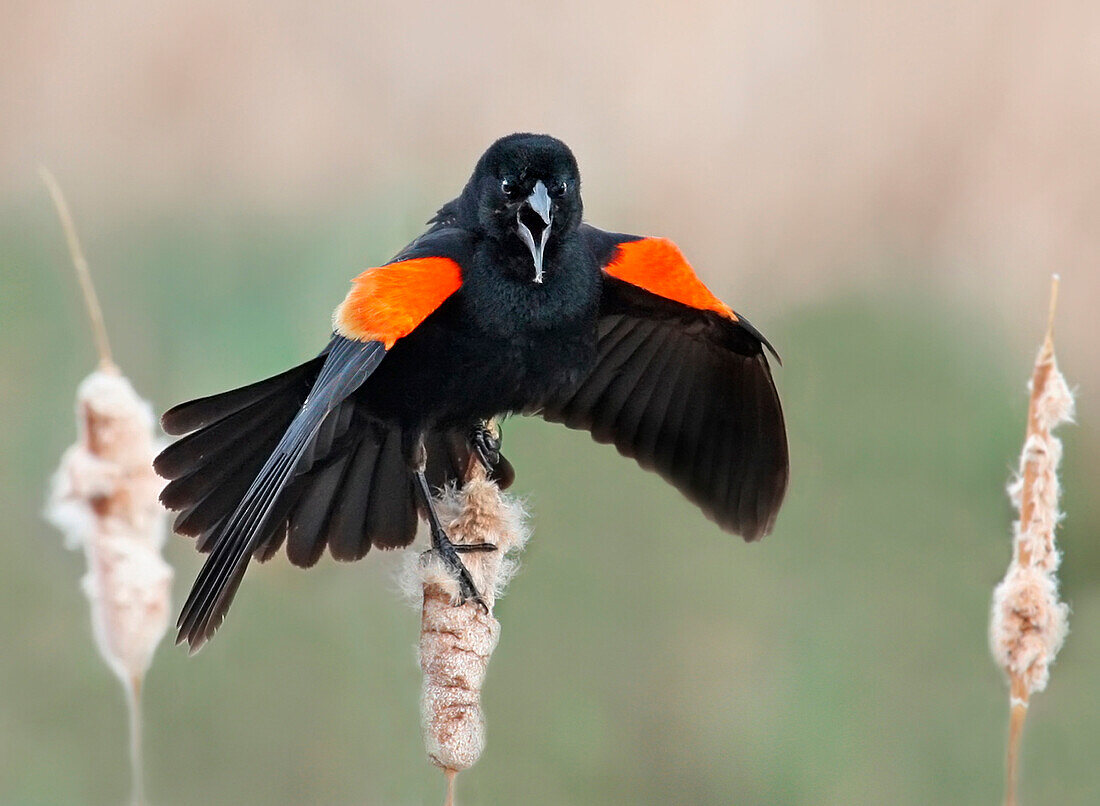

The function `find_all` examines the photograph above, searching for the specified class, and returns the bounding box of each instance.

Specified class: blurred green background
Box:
[3,2,1099,804]
[2,211,1096,805]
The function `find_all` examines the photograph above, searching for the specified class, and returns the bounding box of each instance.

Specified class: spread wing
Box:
[160,229,468,649]
[539,226,789,540]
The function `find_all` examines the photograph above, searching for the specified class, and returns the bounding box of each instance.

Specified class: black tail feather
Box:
[161,355,326,436]
[363,428,418,549]
[286,451,353,568]
[326,435,382,561]
[158,344,518,650]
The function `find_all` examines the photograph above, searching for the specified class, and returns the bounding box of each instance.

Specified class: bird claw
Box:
[454,561,491,614]
[470,421,501,469]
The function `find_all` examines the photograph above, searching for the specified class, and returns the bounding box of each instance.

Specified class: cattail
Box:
[989,275,1073,806]
[402,430,529,806]
[40,168,172,806]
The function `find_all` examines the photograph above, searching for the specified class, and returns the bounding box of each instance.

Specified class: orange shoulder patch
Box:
[604,237,737,321]
[332,257,462,348]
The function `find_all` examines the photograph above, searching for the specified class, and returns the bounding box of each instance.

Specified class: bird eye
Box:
[501,178,520,198]
[548,180,568,199]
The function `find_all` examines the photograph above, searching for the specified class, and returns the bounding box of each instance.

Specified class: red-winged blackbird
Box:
[157,133,789,650]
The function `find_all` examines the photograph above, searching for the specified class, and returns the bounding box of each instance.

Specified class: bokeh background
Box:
[2,2,1098,804]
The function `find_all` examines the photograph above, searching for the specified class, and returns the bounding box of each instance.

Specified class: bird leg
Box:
[414,471,491,611]
[410,433,494,611]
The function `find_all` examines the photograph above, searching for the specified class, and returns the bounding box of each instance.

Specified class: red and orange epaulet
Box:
[604,238,737,321]
[333,257,463,348]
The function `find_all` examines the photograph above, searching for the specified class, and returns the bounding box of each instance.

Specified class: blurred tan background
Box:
[2,2,1097,804]
[5,1,1100,334]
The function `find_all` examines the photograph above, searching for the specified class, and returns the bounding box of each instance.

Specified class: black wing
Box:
[539,227,789,540]
[158,227,488,650]
[169,336,385,648]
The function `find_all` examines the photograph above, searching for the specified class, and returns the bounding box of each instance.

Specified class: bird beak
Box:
[516,180,553,283]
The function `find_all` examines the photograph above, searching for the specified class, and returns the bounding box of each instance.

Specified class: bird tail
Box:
[155,355,328,555]
[155,354,516,557]
[155,351,518,649]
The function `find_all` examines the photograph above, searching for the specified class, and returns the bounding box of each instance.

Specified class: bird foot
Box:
[469,421,501,469]
[426,531,494,613]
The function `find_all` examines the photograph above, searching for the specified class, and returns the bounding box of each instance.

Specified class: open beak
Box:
[516,180,553,283]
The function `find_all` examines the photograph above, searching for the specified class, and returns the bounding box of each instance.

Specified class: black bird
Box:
[156,133,789,650]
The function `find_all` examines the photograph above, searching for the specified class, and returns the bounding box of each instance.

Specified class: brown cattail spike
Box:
[402,425,530,804]
[989,274,1073,806]
[42,171,171,806]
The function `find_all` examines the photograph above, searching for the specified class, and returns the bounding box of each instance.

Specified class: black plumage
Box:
[158,133,789,649]
[539,277,787,538]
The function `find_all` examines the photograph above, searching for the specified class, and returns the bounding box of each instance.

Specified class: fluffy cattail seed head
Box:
[989,275,1073,806]
[46,368,173,685]
[40,167,171,806]
[989,305,1073,697]
[402,458,529,792]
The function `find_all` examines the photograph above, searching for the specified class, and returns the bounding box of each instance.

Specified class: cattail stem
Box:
[443,767,457,806]
[1004,676,1028,806]
[39,165,116,371]
[1045,274,1060,341]
[126,675,145,806]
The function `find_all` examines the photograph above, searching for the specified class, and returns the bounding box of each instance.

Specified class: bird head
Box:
[465,133,582,283]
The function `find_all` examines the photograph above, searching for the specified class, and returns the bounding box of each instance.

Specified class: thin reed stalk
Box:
[41,170,172,806]
[38,166,115,371]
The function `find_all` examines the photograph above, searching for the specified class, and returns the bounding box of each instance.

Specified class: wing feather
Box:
[590,323,672,445]
[176,337,385,648]
[541,228,789,540]
[611,325,680,449]
[160,229,482,649]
